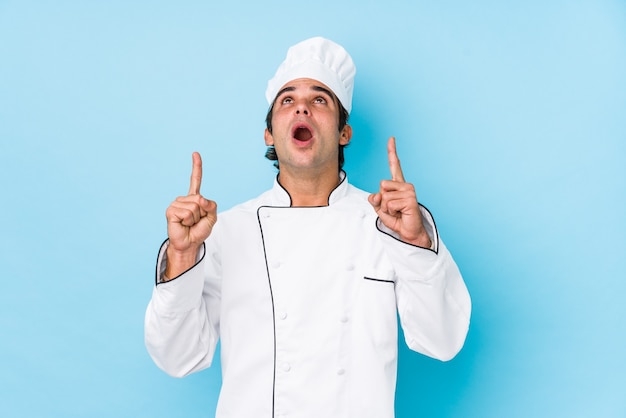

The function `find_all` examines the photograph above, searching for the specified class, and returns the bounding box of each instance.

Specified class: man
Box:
[145,37,471,418]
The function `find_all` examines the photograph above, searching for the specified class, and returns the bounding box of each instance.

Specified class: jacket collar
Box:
[271,170,348,207]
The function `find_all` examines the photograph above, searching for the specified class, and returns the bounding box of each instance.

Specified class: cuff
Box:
[151,240,207,314]
[155,239,206,285]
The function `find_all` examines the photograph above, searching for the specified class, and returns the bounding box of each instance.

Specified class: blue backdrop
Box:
[1,1,624,417]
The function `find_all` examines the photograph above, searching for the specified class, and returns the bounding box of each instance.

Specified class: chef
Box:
[145,36,471,418]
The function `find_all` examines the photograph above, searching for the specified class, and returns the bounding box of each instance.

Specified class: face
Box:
[264,78,352,175]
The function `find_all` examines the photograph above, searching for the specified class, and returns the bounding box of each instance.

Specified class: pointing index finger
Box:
[387,137,405,182]
[188,151,203,195]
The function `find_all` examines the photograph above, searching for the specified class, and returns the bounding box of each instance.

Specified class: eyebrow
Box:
[274,85,337,103]
[275,86,296,99]
[311,85,335,101]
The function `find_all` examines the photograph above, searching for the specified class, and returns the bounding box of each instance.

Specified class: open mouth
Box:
[293,125,313,142]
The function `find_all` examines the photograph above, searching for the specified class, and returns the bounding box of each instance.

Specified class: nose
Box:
[295,101,310,116]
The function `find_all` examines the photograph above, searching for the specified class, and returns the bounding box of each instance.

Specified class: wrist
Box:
[402,232,432,249]
[164,245,200,280]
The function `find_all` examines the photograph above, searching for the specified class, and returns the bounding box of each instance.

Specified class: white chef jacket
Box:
[145,172,471,418]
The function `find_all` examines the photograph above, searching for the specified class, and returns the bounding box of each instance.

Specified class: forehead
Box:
[276,78,336,99]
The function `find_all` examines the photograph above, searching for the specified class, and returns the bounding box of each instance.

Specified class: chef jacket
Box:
[145,172,471,418]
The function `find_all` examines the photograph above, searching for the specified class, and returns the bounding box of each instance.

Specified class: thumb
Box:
[368,193,381,211]
[195,196,216,218]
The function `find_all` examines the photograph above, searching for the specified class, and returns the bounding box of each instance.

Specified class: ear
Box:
[264,128,274,146]
[339,124,352,146]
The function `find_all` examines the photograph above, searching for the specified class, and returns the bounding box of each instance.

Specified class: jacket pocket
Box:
[355,275,398,350]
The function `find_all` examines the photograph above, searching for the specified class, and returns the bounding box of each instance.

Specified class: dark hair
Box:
[264,99,350,170]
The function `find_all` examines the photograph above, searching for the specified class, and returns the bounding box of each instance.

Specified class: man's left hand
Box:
[368,137,432,248]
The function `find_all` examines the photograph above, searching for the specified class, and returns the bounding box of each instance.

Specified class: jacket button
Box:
[340,315,349,323]
[272,261,281,269]
[279,312,288,320]
[337,368,346,376]
[282,363,291,372]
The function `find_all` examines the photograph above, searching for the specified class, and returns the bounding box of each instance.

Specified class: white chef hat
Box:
[265,36,356,113]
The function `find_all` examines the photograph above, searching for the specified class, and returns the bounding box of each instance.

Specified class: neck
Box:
[278,167,341,206]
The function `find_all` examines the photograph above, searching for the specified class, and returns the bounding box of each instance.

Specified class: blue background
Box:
[1,1,625,417]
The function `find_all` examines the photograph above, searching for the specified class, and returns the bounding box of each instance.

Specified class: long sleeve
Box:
[144,238,222,377]
[377,205,471,361]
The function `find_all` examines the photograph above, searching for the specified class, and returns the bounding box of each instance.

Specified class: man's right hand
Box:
[164,152,217,280]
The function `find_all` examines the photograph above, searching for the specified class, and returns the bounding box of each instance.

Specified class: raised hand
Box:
[368,137,431,248]
[164,152,217,279]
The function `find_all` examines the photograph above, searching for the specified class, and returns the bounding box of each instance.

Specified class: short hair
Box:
[264,97,350,170]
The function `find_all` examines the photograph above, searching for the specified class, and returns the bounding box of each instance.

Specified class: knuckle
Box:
[191,194,205,205]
